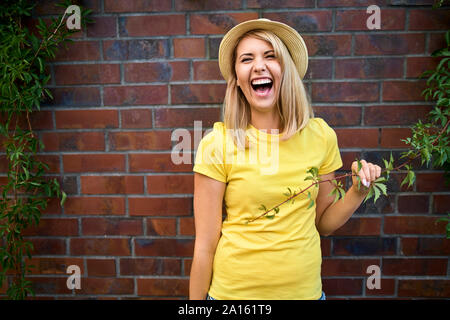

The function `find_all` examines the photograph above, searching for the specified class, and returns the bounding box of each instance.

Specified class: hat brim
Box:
[218,19,309,81]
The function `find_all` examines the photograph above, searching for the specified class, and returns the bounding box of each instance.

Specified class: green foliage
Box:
[0,0,91,299]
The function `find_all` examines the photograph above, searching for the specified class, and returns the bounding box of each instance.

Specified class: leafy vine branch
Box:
[248,118,449,224]
[0,0,92,299]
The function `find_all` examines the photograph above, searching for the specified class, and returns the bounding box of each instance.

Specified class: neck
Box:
[250,110,281,132]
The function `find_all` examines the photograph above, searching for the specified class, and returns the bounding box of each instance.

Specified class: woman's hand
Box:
[351,160,382,194]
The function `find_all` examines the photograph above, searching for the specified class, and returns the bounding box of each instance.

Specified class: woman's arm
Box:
[189,172,225,300]
[315,160,381,236]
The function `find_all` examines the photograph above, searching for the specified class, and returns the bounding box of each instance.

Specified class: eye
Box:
[241,57,252,62]
[266,54,276,59]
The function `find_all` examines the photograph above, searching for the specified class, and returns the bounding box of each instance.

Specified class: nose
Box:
[253,57,266,73]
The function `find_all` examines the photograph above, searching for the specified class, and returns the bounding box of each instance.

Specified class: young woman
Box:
[189,19,381,300]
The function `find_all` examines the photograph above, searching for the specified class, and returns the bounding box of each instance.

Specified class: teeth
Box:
[251,78,272,85]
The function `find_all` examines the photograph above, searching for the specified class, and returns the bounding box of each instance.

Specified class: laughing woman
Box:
[189,19,381,300]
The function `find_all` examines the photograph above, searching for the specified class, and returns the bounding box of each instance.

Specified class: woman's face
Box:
[234,36,282,114]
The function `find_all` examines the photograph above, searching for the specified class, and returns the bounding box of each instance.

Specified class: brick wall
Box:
[2,0,449,299]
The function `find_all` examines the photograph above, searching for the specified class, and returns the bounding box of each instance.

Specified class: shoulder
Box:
[197,122,226,148]
[307,117,336,136]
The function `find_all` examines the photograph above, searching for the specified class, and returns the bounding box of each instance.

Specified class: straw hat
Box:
[218,18,309,81]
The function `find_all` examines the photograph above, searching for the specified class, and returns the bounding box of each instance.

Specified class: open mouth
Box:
[251,78,273,96]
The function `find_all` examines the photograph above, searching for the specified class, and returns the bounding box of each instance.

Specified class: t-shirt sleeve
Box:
[317,118,343,175]
[193,123,227,183]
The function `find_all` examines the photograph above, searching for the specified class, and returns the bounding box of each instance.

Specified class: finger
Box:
[368,163,377,182]
[376,165,381,178]
[359,160,371,186]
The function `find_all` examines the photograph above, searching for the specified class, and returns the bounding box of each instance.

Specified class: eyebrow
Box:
[239,50,275,59]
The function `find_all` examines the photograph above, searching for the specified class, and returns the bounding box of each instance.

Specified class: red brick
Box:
[409,9,450,30]
[120,258,181,276]
[401,237,450,256]
[305,59,333,80]
[27,238,66,255]
[147,175,194,194]
[55,110,118,129]
[179,217,195,236]
[137,278,189,297]
[384,216,445,235]
[335,9,405,31]
[398,195,429,214]
[82,218,142,236]
[41,132,105,151]
[129,197,192,216]
[429,32,448,54]
[154,107,221,128]
[87,16,117,37]
[335,58,403,79]
[379,128,413,148]
[304,35,352,56]
[63,154,125,172]
[71,238,130,256]
[263,11,332,32]
[322,278,362,296]
[23,218,78,236]
[35,155,60,173]
[64,197,125,216]
[103,39,169,60]
[52,41,100,62]
[312,82,378,102]
[171,84,226,104]
[87,259,116,277]
[355,34,425,55]
[332,217,381,236]
[193,60,222,80]
[406,56,443,78]
[433,194,450,214]
[365,278,396,296]
[333,238,397,256]
[0,110,53,131]
[382,80,428,102]
[29,277,71,294]
[173,38,205,58]
[318,0,385,7]
[125,61,189,82]
[190,13,259,34]
[175,0,241,11]
[398,280,450,298]
[120,15,185,36]
[134,238,194,257]
[314,106,361,126]
[248,0,314,8]
[129,153,193,172]
[183,259,192,276]
[146,218,177,236]
[54,64,120,85]
[321,238,331,256]
[109,131,172,151]
[364,105,432,126]
[25,257,84,275]
[81,176,144,194]
[104,0,171,12]
[79,278,134,295]
[383,258,447,276]
[121,109,152,128]
[334,128,378,148]
[104,85,168,105]
[322,258,379,276]
[45,87,100,107]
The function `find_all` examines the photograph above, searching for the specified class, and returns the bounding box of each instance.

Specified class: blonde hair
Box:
[223,29,314,149]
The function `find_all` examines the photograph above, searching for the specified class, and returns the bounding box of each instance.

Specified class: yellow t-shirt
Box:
[193,117,343,300]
